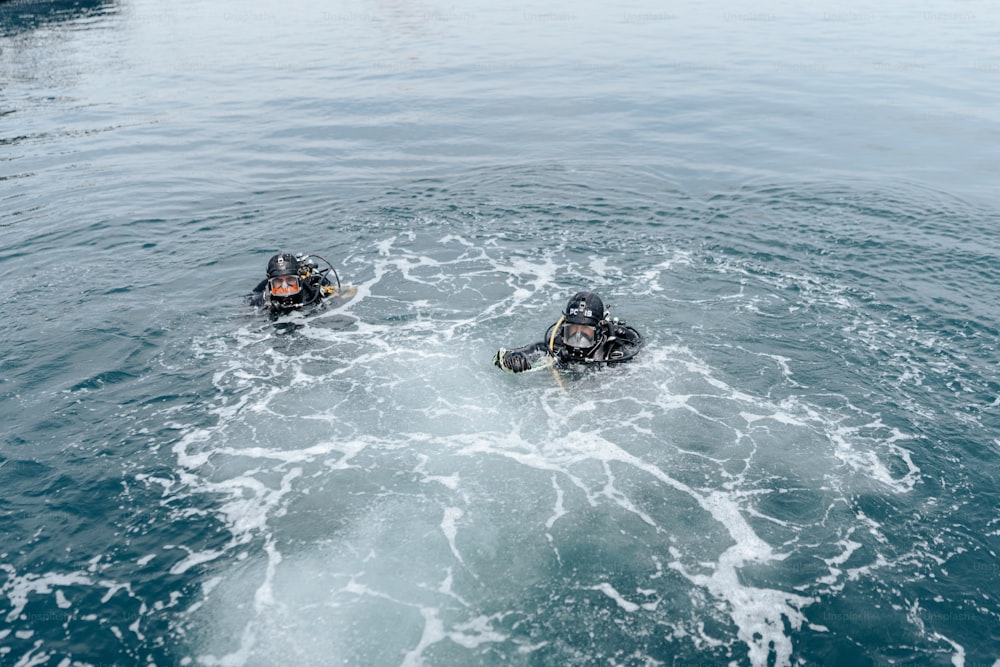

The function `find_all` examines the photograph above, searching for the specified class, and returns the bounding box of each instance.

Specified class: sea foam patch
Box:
[161,224,973,666]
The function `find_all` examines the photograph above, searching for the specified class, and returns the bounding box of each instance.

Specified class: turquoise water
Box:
[2,0,999,665]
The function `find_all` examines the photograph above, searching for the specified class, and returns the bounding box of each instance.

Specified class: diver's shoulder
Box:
[619,324,643,344]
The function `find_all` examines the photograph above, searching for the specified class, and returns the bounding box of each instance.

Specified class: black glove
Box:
[493,348,531,373]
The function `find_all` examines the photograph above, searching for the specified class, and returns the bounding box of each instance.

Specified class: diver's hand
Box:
[493,348,531,373]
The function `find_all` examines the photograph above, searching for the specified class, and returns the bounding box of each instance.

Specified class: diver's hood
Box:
[267,253,300,278]
[564,291,605,325]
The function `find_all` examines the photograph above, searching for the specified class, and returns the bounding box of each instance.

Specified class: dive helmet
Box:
[265,252,304,308]
[562,291,606,352]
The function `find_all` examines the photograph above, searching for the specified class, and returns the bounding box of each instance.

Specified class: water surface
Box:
[2,0,999,665]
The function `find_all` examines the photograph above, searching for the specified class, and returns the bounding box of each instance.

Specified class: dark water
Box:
[2,0,1000,665]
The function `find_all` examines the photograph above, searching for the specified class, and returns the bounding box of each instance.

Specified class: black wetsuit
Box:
[499,319,643,371]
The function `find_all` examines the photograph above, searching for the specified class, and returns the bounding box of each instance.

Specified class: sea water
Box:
[2,0,999,665]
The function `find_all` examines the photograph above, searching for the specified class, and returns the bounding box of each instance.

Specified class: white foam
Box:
[11,643,49,667]
[169,549,226,576]
[169,231,954,667]
[830,422,919,494]
[450,427,815,666]
[440,507,466,567]
[817,535,863,590]
[447,613,510,649]
[545,475,567,530]
[933,633,967,666]
[1,568,93,623]
[400,607,446,667]
[414,454,461,489]
[591,582,640,612]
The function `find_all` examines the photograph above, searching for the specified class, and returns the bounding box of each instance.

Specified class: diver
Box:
[248,252,355,316]
[493,291,643,373]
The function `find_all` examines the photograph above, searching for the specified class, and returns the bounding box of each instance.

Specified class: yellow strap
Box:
[320,285,358,299]
[548,315,566,392]
[548,315,565,354]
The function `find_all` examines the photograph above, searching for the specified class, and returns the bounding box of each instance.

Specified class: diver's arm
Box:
[493,341,549,373]
[494,322,562,373]
[616,324,643,346]
[299,281,323,307]
[247,279,268,307]
[508,341,550,356]
[602,324,643,363]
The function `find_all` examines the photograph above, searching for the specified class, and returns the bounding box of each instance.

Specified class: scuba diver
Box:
[493,291,643,373]
[248,252,355,317]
